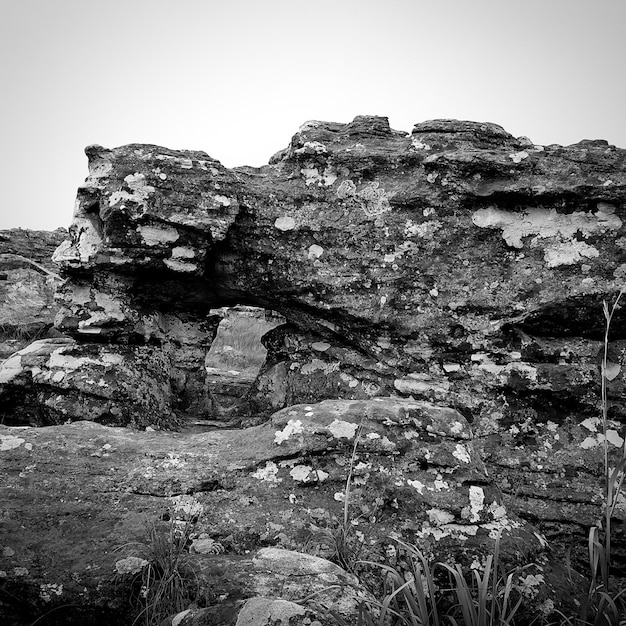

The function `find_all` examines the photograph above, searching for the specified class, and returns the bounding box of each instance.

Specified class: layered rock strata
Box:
[1,116,626,620]
[0,228,66,359]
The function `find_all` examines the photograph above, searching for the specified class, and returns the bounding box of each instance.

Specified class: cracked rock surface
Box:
[1,116,626,623]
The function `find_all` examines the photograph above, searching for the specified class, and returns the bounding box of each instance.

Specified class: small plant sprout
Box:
[573,288,626,624]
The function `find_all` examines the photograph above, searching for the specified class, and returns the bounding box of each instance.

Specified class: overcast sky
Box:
[2,0,625,230]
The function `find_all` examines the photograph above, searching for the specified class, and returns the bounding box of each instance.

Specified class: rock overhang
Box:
[2,114,626,429]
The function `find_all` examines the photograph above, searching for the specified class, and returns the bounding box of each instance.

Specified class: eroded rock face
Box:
[0,338,176,427]
[1,117,626,618]
[0,228,66,359]
[10,115,625,432]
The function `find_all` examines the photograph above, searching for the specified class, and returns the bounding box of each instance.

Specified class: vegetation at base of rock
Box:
[116,512,200,626]
[327,293,626,626]
[331,532,527,626]
[562,289,626,626]
[305,420,367,573]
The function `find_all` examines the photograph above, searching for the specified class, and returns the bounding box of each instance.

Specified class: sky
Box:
[1,0,625,231]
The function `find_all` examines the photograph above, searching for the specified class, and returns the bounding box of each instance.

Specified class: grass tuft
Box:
[116,512,200,626]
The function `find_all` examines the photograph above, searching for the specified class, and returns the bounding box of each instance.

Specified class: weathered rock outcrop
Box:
[6,117,626,430]
[0,228,66,359]
[1,116,626,622]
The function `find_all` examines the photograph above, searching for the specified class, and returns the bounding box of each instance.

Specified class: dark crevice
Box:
[505,293,626,340]
[128,479,230,497]
[500,489,600,507]
[467,189,609,214]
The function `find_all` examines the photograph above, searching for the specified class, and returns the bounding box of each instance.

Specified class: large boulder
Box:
[29,115,626,434]
[0,399,551,625]
[0,338,176,427]
[1,116,626,620]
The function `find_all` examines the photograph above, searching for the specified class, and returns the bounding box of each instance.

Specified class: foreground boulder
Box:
[0,399,559,624]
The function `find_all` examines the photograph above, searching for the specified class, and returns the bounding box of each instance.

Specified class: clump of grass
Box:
[306,421,367,573]
[116,511,200,626]
[331,531,525,626]
[440,534,524,626]
[133,518,198,626]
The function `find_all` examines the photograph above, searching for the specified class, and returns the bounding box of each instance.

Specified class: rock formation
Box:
[0,228,66,360]
[1,116,626,624]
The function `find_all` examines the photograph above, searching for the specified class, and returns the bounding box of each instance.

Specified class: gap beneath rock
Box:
[187,305,284,430]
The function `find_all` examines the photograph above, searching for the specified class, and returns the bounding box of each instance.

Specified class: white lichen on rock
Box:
[252,461,282,483]
[289,465,328,483]
[137,224,180,246]
[452,444,471,464]
[311,341,331,352]
[171,246,196,259]
[407,479,425,494]
[471,205,621,267]
[294,141,327,155]
[274,216,296,231]
[307,244,324,260]
[428,508,455,526]
[301,359,340,375]
[580,429,624,449]
[164,258,198,272]
[301,165,337,187]
[328,419,359,439]
[357,182,391,218]
[509,150,529,163]
[40,583,63,602]
[274,419,304,444]
[109,173,155,207]
[467,486,485,522]
[0,434,26,451]
[336,179,357,199]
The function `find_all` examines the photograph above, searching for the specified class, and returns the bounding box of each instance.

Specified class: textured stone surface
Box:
[39,116,626,432]
[0,338,176,427]
[2,117,626,621]
[0,401,526,624]
[0,228,66,358]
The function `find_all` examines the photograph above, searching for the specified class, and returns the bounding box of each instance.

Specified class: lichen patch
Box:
[252,461,282,483]
[428,508,455,526]
[509,150,529,163]
[301,166,337,187]
[274,216,296,231]
[452,444,471,464]
[328,419,359,439]
[0,435,26,451]
[471,206,622,266]
[290,465,328,483]
[467,486,485,522]
[137,225,180,246]
[407,479,425,494]
[274,419,304,445]
[307,244,324,260]
[164,258,197,272]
